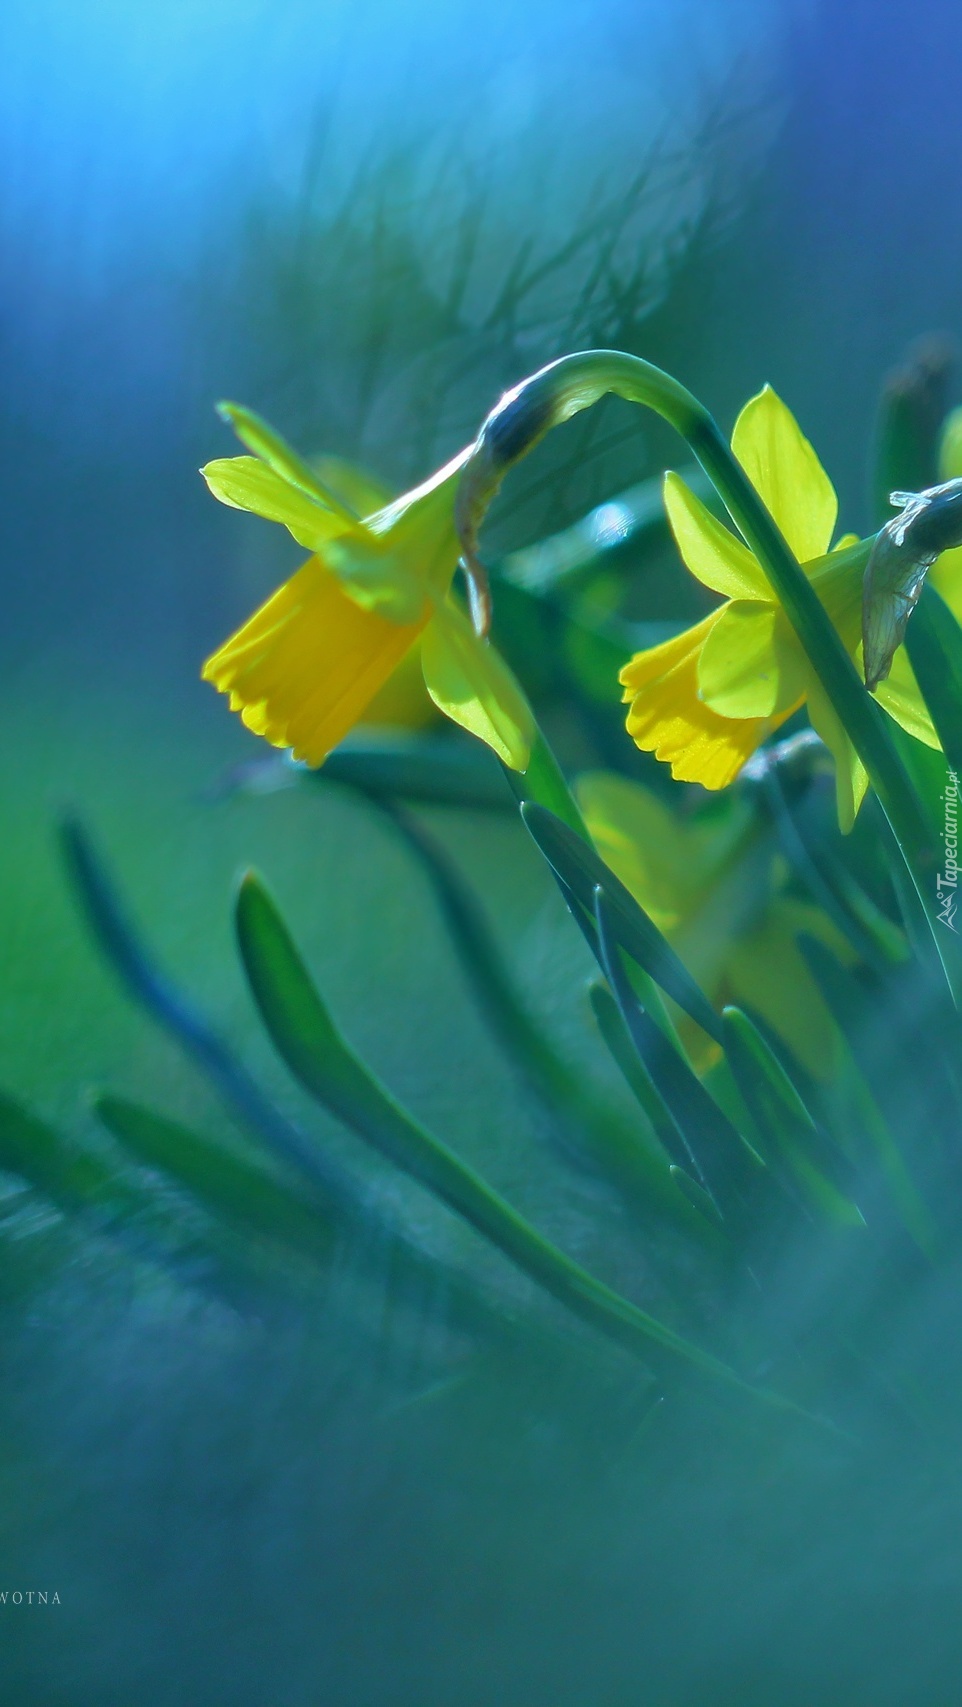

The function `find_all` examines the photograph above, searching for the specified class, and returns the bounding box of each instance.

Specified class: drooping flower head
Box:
[619,387,957,829]
[201,404,533,770]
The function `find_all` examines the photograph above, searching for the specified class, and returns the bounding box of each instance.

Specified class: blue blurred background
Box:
[2,0,961,682]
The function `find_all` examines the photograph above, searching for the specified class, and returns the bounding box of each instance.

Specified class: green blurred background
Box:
[4,0,962,1700]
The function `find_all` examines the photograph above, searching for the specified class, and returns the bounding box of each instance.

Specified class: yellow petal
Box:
[697,602,807,718]
[201,457,353,553]
[202,556,425,766]
[620,614,794,789]
[663,471,770,599]
[731,386,838,563]
[805,673,869,831]
[420,601,534,770]
[361,640,439,730]
[873,645,939,748]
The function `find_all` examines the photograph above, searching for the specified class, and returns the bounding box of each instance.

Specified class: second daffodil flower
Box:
[620,386,959,830]
[201,404,533,771]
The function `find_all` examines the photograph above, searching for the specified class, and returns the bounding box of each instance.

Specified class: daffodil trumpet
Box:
[456,350,938,881]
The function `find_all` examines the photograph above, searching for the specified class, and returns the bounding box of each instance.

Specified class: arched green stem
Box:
[457,351,940,933]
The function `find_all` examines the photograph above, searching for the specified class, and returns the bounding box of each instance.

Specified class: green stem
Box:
[466,351,938,898]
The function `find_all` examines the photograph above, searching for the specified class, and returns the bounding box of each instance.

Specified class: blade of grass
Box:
[93,1094,337,1267]
[721,1007,864,1229]
[234,867,799,1406]
[592,890,757,1220]
[362,798,696,1234]
[59,814,510,1331]
[521,802,723,1046]
[797,935,938,1255]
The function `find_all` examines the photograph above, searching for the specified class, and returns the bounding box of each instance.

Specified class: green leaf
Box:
[93,1095,336,1266]
[234,868,784,1399]
[200,457,349,552]
[321,736,513,810]
[59,814,516,1323]
[797,935,938,1254]
[591,890,757,1223]
[0,1090,242,1293]
[0,1088,141,1222]
[369,804,694,1236]
[587,982,684,1161]
[521,802,723,1046]
[669,1164,725,1227]
[420,602,535,770]
[721,1007,864,1228]
[217,401,359,524]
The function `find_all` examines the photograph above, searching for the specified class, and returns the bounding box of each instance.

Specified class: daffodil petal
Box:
[697,601,807,718]
[805,673,869,831]
[663,471,770,599]
[731,386,838,563]
[201,457,354,552]
[621,615,794,789]
[420,601,534,770]
[202,556,425,767]
[874,645,939,749]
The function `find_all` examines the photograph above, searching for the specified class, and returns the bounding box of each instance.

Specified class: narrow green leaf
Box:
[370,805,695,1235]
[797,935,938,1254]
[592,889,756,1220]
[669,1164,724,1227]
[0,1089,142,1223]
[58,815,516,1332]
[321,737,514,810]
[235,869,782,1399]
[588,981,685,1161]
[721,1007,864,1228]
[760,761,906,969]
[217,401,359,524]
[93,1095,336,1265]
[521,802,724,1045]
[0,1090,244,1295]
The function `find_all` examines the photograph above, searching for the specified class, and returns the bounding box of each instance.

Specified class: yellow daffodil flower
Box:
[576,769,851,1077]
[619,386,961,830]
[201,404,533,770]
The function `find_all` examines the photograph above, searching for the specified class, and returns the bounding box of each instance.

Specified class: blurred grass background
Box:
[4,0,962,1700]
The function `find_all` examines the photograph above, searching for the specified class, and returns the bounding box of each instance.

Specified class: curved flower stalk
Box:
[575,771,851,1077]
[456,351,946,901]
[201,404,533,770]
